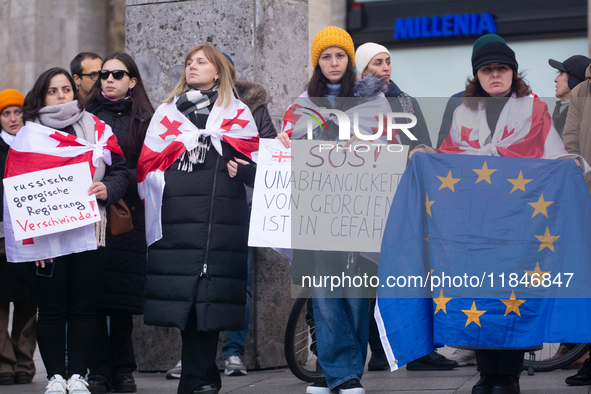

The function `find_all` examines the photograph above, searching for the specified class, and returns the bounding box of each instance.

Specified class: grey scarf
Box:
[37,100,108,246]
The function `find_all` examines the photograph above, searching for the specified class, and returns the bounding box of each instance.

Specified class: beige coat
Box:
[563,64,591,191]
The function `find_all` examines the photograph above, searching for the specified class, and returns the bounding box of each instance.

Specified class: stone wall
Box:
[126,0,308,131]
[0,0,108,93]
[126,0,308,371]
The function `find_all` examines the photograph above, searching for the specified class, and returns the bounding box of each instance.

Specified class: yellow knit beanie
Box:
[0,89,25,114]
[311,26,355,69]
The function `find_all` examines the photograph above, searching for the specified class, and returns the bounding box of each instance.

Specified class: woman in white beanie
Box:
[355,43,456,372]
[355,43,431,151]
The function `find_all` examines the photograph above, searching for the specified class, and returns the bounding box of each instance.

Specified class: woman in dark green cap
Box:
[411,33,575,394]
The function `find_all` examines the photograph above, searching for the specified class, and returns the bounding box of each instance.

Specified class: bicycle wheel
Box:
[284,287,322,382]
[523,343,588,373]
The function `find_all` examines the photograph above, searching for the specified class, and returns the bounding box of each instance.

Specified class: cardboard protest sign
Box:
[249,139,408,252]
[4,162,100,241]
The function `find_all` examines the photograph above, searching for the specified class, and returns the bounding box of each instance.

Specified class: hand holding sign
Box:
[88,182,108,200]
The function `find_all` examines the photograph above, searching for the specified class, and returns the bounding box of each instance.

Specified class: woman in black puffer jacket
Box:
[84,52,154,393]
[138,43,259,394]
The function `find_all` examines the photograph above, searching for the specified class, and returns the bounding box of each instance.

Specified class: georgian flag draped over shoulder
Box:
[4,117,124,263]
[280,92,396,143]
[439,95,568,159]
[137,98,259,246]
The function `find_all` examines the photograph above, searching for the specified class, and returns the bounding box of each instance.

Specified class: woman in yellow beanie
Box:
[0,89,38,386]
[277,26,389,394]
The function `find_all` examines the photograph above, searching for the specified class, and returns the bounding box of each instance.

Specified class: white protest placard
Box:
[291,140,408,252]
[249,140,408,252]
[4,162,100,241]
[248,139,292,249]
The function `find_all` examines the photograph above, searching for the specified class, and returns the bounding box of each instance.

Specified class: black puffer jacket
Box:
[86,95,151,314]
[235,80,277,139]
[143,105,254,332]
[0,136,36,303]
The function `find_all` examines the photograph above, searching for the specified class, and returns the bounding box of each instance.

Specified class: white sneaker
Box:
[447,348,477,366]
[166,360,182,379]
[66,374,90,394]
[224,355,247,376]
[45,374,67,394]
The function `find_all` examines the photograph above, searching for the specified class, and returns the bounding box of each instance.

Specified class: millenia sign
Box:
[393,12,497,40]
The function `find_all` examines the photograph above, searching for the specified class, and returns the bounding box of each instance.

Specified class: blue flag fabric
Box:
[375,153,591,370]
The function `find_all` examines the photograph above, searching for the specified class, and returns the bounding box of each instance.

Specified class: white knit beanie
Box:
[355,43,390,77]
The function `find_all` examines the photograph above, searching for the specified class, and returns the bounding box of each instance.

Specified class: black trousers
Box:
[33,250,105,379]
[89,310,137,382]
[476,349,524,376]
[178,309,220,394]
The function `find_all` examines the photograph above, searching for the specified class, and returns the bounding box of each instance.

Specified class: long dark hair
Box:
[85,52,155,155]
[23,68,84,122]
[463,70,530,110]
[307,61,356,98]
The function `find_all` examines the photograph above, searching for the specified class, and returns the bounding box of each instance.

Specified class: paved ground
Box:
[3,314,587,393]
[2,361,590,394]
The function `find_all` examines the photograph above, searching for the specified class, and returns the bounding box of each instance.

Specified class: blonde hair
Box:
[164,44,236,107]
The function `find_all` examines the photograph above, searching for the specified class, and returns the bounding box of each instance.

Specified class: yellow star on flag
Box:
[473,161,497,184]
[425,193,434,217]
[437,170,461,192]
[507,171,533,193]
[534,226,560,252]
[500,290,526,316]
[528,194,554,218]
[462,301,486,327]
[424,235,430,242]
[524,262,551,288]
[433,289,452,315]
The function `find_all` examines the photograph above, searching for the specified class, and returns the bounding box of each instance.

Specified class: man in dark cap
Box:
[548,55,591,136]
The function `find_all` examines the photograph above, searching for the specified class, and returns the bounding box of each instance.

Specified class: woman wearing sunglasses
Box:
[18,67,128,394]
[84,53,154,394]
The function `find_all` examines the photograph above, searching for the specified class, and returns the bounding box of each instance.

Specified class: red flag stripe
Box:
[6,150,96,178]
[136,141,187,183]
[497,98,552,158]
[221,135,260,160]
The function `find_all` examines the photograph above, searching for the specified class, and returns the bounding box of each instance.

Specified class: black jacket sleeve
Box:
[253,105,278,139]
[100,152,130,206]
[406,97,431,149]
[234,162,256,188]
[437,91,464,148]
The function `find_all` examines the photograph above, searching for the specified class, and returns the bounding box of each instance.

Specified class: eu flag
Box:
[375,153,591,370]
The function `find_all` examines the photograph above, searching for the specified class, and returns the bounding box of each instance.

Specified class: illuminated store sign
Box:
[393,12,497,40]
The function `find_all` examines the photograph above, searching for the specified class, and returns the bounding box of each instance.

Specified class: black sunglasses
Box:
[80,72,99,81]
[98,69,131,80]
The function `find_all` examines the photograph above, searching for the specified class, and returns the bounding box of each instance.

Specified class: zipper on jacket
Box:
[202,155,220,277]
